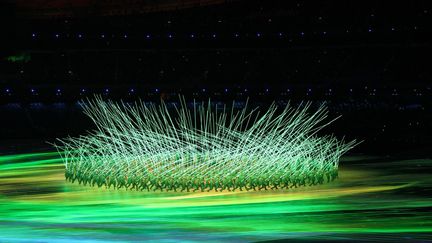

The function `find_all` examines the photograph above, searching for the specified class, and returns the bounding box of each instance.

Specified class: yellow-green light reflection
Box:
[0,152,431,242]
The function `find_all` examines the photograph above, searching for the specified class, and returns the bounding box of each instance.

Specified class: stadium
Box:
[0,0,431,242]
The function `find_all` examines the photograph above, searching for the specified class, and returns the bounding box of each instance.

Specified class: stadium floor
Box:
[0,150,431,242]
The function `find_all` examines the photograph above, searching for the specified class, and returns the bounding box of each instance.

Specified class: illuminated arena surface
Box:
[1,152,431,242]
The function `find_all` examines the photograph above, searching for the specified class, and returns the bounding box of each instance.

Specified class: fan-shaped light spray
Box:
[55,96,357,192]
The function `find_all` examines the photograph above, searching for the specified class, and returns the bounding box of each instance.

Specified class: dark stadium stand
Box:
[0,0,431,153]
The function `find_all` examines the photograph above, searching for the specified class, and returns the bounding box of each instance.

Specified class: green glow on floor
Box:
[0,152,431,242]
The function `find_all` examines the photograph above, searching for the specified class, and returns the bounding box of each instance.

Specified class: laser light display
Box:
[56,97,356,192]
